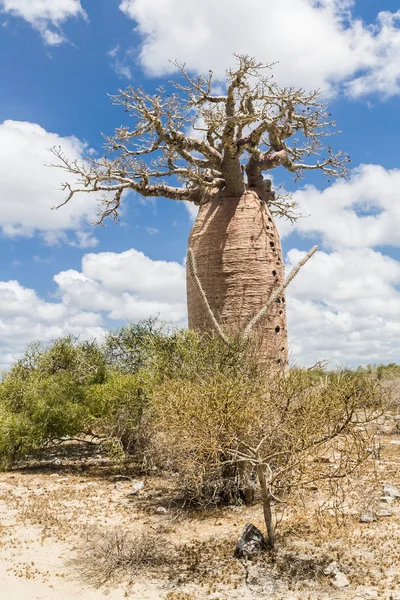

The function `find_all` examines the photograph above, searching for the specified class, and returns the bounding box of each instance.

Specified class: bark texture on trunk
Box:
[187,190,288,369]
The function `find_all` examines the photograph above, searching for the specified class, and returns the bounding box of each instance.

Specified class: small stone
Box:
[235,523,267,558]
[131,480,145,494]
[383,483,400,498]
[390,440,400,445]
[331,571,350,588]
[354,585,378,598]
[381,495,394,504]
[360,510,377,523]
[376,508,392,517]
[323,561,340,576]
[156,506,167,514]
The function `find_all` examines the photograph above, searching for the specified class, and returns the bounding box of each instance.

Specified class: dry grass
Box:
[1,415,400,598]
[73,528,171,585]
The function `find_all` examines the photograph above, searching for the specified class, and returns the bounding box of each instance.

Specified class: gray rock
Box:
[383,483,400,498]
[156,506,167,514]
[331,571,350,588]
[360,509,377,523]
[235,523,267,558]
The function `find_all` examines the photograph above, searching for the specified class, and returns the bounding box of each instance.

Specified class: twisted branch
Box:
[52,55,349,221]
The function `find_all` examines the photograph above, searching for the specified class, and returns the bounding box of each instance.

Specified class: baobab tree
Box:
[52,55,349,369]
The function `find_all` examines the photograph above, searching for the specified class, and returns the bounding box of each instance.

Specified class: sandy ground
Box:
[1,429,400,600]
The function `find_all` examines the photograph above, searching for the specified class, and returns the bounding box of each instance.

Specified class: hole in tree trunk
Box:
[275,326,280,333]
[272,270,277,276]
[269,241,275,247]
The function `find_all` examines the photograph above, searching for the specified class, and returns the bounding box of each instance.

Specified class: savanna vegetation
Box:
[0,320,394,552]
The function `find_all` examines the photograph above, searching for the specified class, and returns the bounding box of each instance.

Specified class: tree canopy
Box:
[52,55,350,224]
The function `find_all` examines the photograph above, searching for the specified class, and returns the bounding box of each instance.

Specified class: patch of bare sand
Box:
[0,429,400,599]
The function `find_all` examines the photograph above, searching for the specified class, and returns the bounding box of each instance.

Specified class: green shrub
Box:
[104,318,165,374]
[0,336,107,467]
[9,336,107,385]
[86,371,151,456]
[0,370,88,467]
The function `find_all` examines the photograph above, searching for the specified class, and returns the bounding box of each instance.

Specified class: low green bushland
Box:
[0,321,392,536]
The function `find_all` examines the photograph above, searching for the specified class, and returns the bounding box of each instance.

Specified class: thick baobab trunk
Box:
[187,190,288,369]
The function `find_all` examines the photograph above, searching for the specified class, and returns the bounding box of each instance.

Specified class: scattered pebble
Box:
[383,484,400,498]
[156,506,168,514]
[354,585,378,598]
[376,508,392,517]
[381,496,394,504]
[131,480,145,494]
[323,561,340,576]
[360,510,377,523]
[331,571,350,588]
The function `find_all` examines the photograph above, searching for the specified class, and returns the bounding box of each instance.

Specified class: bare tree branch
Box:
[52,55,350,222]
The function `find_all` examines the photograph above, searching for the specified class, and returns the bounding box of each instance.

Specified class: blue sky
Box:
[0,0,400,368]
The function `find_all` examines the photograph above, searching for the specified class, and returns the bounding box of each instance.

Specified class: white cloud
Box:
[1,155,399,369]
[281,162,400,366]
[286,248,400,366]
[107,45,135,79]
[0,280,104,371]
[281,164,400,249]
[119,0,400,97]
[0,248,187,370]
[0,120,100,247]
[185,201,198,222]
[0,0,86,45]
[54,248,187,322]
[0,234,399,369]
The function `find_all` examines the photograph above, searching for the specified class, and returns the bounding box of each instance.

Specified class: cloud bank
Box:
[119,0,400,97]
[0,120,99,247]
[0,0,86,44]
